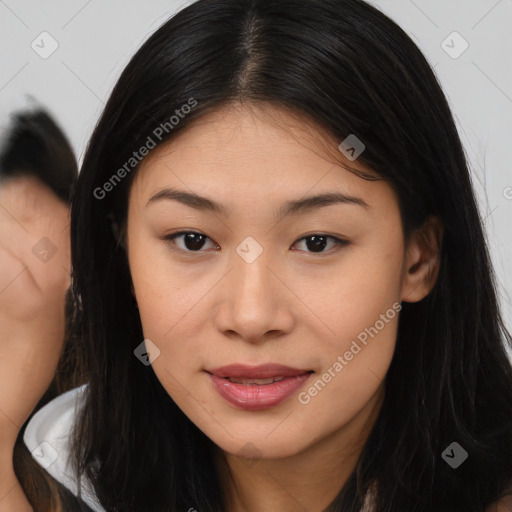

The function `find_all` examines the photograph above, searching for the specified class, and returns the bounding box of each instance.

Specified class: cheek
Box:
[295,243,402,404]
[128,246,214,374]
[297,298,399,433]
[298,244,403,344]
[128,230,188,332]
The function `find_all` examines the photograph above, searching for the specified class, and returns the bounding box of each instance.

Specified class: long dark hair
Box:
[68,0,512,510]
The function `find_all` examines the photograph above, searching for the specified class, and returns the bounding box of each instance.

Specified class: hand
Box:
[0,175,71,510]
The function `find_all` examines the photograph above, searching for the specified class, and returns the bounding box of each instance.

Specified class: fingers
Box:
[0,176,71,296]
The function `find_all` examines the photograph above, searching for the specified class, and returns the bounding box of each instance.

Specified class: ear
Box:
[401,214,443,303]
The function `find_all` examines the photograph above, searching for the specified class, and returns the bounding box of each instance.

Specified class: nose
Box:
[214,248,295,345]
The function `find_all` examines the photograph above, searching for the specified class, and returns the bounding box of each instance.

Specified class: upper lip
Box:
[206,364,313,379]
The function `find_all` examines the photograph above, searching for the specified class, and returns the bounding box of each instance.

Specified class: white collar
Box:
[23,384,106,512]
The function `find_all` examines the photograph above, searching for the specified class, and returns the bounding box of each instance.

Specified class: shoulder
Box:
[23,384,106,512]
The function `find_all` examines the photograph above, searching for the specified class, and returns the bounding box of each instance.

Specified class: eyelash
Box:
[160,231,349,256]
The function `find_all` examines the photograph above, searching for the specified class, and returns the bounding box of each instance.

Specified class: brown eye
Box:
[292,235,349,254]
[163,231,218,252]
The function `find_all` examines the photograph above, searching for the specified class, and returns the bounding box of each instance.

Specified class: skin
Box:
[125,102,443,512]
[0,175,70,512]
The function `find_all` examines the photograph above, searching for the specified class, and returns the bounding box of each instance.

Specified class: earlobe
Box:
[401,215,443,303]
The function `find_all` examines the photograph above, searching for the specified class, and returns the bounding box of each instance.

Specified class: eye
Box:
[291,234,349,254]
[162,231,219,252]
[162,231,349,255]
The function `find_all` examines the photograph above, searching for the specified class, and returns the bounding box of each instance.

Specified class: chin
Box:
[209,431,310,461]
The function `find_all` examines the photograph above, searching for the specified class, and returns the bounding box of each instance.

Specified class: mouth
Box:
[205,364,315,410]
[205,363,314,381]
[219,376,297,385]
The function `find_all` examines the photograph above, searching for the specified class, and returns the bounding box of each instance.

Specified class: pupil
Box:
[307,235,327,252]
[185,233,206,251]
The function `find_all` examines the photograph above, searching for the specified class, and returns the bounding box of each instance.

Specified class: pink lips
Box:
[206,364,313,411]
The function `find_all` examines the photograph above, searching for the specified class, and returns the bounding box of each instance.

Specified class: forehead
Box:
[128,103,392,212]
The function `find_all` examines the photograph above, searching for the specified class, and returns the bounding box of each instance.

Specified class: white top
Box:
[23,384,106,512]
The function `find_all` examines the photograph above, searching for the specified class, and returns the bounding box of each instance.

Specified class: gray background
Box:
[1,0,511,338]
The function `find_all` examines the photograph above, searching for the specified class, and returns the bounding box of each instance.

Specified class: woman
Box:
[23,0,512,510]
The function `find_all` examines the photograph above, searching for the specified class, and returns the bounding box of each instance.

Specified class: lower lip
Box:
[207,372,312,411]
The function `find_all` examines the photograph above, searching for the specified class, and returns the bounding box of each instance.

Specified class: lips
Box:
[205,364,314,410]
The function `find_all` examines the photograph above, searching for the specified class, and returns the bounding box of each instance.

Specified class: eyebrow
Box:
[146,187,370,219]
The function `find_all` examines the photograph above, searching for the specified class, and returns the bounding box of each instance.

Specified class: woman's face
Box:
[126,103,431,460]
